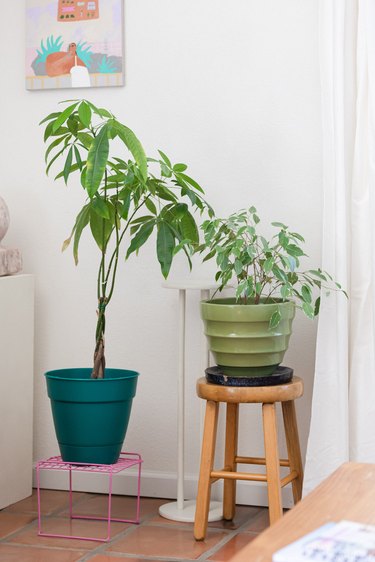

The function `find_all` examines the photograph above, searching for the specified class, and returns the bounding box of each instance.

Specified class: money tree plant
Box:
[41,99,213,379]
[198,207,346,327]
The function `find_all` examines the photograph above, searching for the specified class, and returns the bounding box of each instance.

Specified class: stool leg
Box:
[194,400,219,541]
[262,402,283,525]
[223,403,239,521]
[282,400,303,503]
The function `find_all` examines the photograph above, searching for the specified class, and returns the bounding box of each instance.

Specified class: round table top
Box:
[196,376,303,403]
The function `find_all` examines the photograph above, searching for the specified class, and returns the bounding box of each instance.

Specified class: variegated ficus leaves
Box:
[198,207,347,328]
[41,100,214,378]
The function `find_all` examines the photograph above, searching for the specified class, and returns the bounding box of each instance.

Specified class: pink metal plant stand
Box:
[36,452,142,542]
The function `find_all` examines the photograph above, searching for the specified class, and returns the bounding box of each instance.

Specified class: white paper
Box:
[273,521,375,562]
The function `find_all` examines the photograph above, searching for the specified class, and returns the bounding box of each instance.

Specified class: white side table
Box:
[158,281,223,523]
[0,274,34,509]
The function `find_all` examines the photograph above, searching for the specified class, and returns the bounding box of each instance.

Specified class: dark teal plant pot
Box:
[45,368,139,465]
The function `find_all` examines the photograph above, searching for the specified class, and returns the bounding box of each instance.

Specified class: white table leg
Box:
[158,288,222,522]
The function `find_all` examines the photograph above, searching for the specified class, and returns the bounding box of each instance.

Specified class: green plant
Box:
[199,207,346,327]
[98,55,116,74]
[35,35,63,63]
[41,99,213,379]
[76,41,92,69]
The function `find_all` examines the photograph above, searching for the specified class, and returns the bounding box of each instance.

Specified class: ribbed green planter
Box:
[45,368,139,464]
[201,298,295,377]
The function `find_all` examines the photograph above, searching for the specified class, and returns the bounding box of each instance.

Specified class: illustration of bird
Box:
[46,43,86,77]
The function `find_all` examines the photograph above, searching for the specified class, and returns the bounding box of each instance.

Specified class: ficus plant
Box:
[198,207,346,327]
[41,99,214,379]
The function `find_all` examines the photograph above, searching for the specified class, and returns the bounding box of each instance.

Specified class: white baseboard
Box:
[33,465,294,509]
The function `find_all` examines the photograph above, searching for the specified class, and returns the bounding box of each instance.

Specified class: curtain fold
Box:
[304,0,375,494]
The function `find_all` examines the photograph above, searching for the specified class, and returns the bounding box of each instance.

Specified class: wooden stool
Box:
[194,376,304,541]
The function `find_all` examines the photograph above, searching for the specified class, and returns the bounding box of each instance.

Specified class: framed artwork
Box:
[26,0,124,90]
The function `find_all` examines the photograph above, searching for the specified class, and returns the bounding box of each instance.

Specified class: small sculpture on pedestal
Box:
[0,196,22,276]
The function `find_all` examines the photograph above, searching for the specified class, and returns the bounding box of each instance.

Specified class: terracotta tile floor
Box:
[0,490,269,561]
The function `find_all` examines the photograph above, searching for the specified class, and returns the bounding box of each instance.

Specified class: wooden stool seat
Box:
[194,375,304,541]
[196,377,303,404]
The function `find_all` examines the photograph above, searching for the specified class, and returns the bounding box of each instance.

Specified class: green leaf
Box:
[234,259,243,276]
[269,310,282,329]
[119,190,131,219]
[236,280,247,299]
[126,221,155,259]
[180,211,199,243]
[175,172,204,194]
[290,232,305,243]
[73,205,90,265]
[131,215,155,226]
[173,163,188,172]
[272,221,288,229]
[46,146,66,175]
[203,249,215,262]
[314,296,321,316]
[158,150,172,168]
[54,162,80,180]
[63,147,73,184]
[155,184,178,202]
[112,121,147,182]
[39,112,60,126]
[106,172,125,183]
[160,162,172,178]
[50,126,70,137]
[86,101,112,119]
[85,124,109,197]
[67,116,79,136]
[97,108,112,118]
[78,101,92,128]
[288,256,297,272]
[45,134,70,163]
[89,210,113,251]
[77,132,94,149]
[172,203,188,219]
[280,284,290,299]
[92,197,110,219]
[74,145,83,171]
[52,103,79,133]
[44,121,54,142]
[145,198,157,215]
[286,244,304,257]
[309,269,327,281]
[302,302,315,319]
[157,222,175,278]
[264,257,274,273]
[301,284,312,304]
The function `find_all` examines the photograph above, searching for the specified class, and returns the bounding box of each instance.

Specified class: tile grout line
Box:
[195,507,266,562]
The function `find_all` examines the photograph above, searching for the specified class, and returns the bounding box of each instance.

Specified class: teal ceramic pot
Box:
[201,298,295,377]
[45,368,139,464]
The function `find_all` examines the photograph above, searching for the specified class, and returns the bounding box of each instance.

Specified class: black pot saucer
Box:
[205,366,293,387]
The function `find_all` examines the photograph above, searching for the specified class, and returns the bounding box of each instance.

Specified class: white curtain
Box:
[303,0,375,494]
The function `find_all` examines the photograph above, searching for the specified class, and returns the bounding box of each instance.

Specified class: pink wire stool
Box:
[36,451,142,542]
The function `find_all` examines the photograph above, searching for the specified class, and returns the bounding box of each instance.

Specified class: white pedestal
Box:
[158,280,223,523]
[0,274,34,509]
[159,499,223,523]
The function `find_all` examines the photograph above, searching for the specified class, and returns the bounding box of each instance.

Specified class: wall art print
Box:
[26,0,124,90]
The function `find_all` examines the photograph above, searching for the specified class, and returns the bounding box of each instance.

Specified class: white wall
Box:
[1,0,322,504]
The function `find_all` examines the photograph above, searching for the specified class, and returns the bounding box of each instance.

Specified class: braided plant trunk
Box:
[92,299,107,379]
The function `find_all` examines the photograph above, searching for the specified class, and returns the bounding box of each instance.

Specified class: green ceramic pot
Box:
[201,298,295,377]
[45,368,139,464]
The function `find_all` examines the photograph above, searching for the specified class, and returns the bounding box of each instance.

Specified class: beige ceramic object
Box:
[0,196,22,276]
